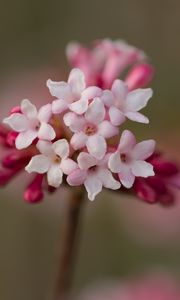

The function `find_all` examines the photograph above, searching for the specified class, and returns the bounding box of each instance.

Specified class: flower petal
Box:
[68,98,88,114]
[118,130,136,152]
[36,140,53,156]
[52,139,69,159]
[111,79,128,102]
[38,123,56,141]
[15,130,37,149]
[82,86,102,100]
[132,140,156,160]
[71,132,87,150]
[85,98,105,125]
[25,154,51,173]
[101,90,114,107]
[47,164,63,188]
[86,135,106,159]
[108,152,123,173]
[60,158,78,175]
[118,168,135,188]
[68,68,86,95]
[3,113,28,132]
[67,169,87,186]
[109,106,126,126]
[84,175,102,201]
[47,79,72,100]
[21,99,37,119]
[98,120,119,138]
[63,112,86,133]
[38,104,52,122]
[131,160,155,177]
[98,169,121,189]
[52,99,68,114]
[77,152,97,170]
[126,88,153,111]
[125,111,149,123]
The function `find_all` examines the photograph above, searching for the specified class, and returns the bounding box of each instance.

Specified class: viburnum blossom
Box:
[0,38,179,204]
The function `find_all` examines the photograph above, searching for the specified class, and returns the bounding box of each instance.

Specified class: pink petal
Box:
[47,79,72,101]
[71,132,87,150]
[131,160,155,177]
[101,90,114,107]
[125,111,149,123]
[3,113,28,132]
[52,139,69,159]
[126,88,153,111]
[81,86,102,99]
[69,98,88,115]
[63,112,86,133]
[47,164,63,188]
[118,168,135,188]
[111,79,128,102]
[38,123,56,141]
[15,130,37,149]
[132,140,156,160]
[98,169,121,189]
[60,158,78,175]
[21,99,37,119]
[84,175,102,201]
[77,152,97,170]
[109,106,126,126]
[37,140,53,156]
[52,99,68,114]
[25,154,51,173]
[98,120,118,138]
[108,152,123,173]
[85,98,105,125]
[68,68,86,95]
[67,169,87,186]
[38,104,52,122]
[86,135,106,159]
[118,130,136,152]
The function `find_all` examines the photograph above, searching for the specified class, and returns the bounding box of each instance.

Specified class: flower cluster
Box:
[0,39,179,203]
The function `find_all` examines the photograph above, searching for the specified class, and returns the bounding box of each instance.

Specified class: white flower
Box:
[25,139,77,188]
[3,99,55,149]
[47,68,102,115]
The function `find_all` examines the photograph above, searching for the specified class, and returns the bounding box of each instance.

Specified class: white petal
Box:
[98,120,119,138]
[77,152,97,170]
[98,169,121,189]
[85,98,105,125]
[69,98,88,115]
[67,169,87,186]
[118,168,135,188]
[84,175,102,201]
[132,140,156,160]
[63,112,86,133]
[111,79,128,102]
[38,104,52,122]
[3,113,28,132]
[60,158,78,175]
[36,140,53,156]
[131,160,155,178]
[68,68,86,95]
[108,152,123,173]
[47,79,72,100]
[38,123,56,141]
[52,139,69,159]
[47,164,63,188]
[71,132,87,150]
[86,135,106,159]
[81,86,102,100]
[109,106,126,126]
[25,154,51,173]
[15,130,37,149]
[52,99,68,114]
[101,90,114,107]
[118,130,136,152]
[126,88,153,111]
[21,99,37,119]
[125,111,149,123]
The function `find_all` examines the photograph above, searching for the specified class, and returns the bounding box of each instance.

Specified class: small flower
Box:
[64,98,119,159]
[3,99,55,149]
[47,68,101,115]
[67,152,121,201]
[25,139,77,188]
[108,130,155,188]
[102,79,153,126]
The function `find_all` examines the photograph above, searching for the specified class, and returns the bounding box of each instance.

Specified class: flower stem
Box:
[53,188,84,300]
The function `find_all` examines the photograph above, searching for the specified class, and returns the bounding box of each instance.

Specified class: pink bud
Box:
[6,131,19,147]
[10,106,21,114]
[2,151,31,169]
[24,175,44,203]
[125,63,154,90]
[0,167,22,186]
[134,179,157,203]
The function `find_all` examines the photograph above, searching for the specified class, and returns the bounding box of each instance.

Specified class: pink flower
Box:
[47,68,101,115]
[64,98,118,159]
[102,79,153,126]
[3,99,55,149]
[25,139,77,188]
[108,130,155,188]
[67,152,120,201]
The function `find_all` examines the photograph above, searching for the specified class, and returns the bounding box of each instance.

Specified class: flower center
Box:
[120,153,127,163]
[89,165,97,172]
[84,124,97,136]
[54,155,61,164]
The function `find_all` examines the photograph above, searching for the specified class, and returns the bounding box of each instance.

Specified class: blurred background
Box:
[0,0,180,299]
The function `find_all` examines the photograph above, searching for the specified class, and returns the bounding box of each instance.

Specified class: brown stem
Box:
[53,188,84,300]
